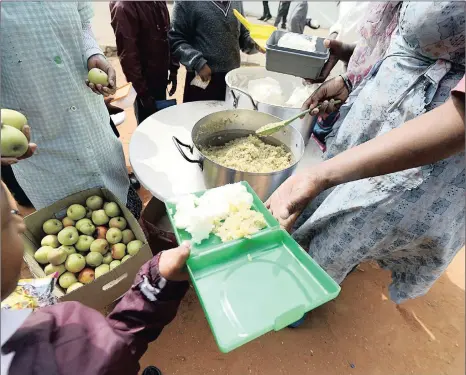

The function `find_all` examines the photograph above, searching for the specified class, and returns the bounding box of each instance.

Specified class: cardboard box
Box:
[22,188,152,310]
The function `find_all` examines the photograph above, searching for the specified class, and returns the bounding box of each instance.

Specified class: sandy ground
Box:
[17,5,465,375]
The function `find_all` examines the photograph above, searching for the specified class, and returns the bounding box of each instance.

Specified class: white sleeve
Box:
[78,2,104,60]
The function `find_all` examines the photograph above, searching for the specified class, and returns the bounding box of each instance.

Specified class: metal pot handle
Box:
[230,87,258,110]
[172,136,203,169]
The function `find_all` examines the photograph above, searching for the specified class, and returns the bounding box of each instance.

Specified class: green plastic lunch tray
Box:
[165,182,340,353]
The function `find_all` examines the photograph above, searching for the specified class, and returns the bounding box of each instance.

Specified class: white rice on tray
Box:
[277,32,318,53]
[171,183,267,244]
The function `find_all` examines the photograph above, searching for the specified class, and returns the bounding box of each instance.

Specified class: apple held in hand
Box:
[44,264,66,277]
[86,195,104,210]
[47,247,67,265]
[95,264,110,278]
[65,253,86,273]
[90,238,109,254]
[111,243,126,260]
[104,202,120,218]
[121,229,135,244]
[67,204,86,221]
[59,272,78,289]
[1,109,27,131]
[43,219,63,235]
[109,216,127,230]
[58,227,79,246]
[34,246,53,264]
[67,282,84,294]
[86,251,103,267]
[92,210,109,226]
[106,228,122,244]
[127,240,143,256]
[88,68,109,86]
[78,268,95,285]
[41,235,59,248]
[1,124,29,158]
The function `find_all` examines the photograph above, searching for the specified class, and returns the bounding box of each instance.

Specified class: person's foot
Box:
[288,314,307,328]
[307,19,320,29]
[258,15,266,21]
[142,366,162,375]
[281,23,287,30]
[129,172,141,190]
[264,14,272,22]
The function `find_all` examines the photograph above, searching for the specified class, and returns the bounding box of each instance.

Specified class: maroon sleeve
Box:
[109,2,150,98]
[4,254,189,375]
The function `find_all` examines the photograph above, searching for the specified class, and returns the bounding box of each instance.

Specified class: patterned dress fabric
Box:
[1,2,130,210]
[293,1,465,303]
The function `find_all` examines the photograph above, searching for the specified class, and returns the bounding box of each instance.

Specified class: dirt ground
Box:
[17,22,465,375]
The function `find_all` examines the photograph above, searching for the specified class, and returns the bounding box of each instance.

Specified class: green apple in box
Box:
[95,264,110,278]
[67,204,86,221]
[65,253,86,273]
[42,219,63,235]
[86,195,104,210]
[90,239,109,254]
[86,252,103,267]
[47,247,67,265]
[58,227,79,246]
[41,235,59,248]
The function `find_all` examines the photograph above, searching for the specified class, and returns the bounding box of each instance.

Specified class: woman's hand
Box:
[158,241,191,281]
[301,76,349,119]
[266,171,326,232]
[1,124,37,166]
[86,54,117,96]
[306,39,355,84]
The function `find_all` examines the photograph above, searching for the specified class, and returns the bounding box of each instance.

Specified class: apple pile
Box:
[34,195,143,294]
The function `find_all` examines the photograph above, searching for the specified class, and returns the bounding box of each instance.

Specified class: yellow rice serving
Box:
[201,135,292,173]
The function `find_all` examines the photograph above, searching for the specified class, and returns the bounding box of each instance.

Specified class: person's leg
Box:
[133,96,155,125]
[274,2,284,27]
[264,1,272,19]
[258,1,267,20]
[281,1,291,29]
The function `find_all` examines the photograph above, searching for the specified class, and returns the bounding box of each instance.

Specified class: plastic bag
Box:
[1,276,57,310]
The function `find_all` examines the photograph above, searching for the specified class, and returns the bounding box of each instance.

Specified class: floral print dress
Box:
[293,2,465,303]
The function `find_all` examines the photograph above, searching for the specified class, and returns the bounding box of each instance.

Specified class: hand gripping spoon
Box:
[255,100,342,137]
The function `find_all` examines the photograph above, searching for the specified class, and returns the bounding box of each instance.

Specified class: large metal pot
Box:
[225,67,317,145]
[173,109,305,201]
